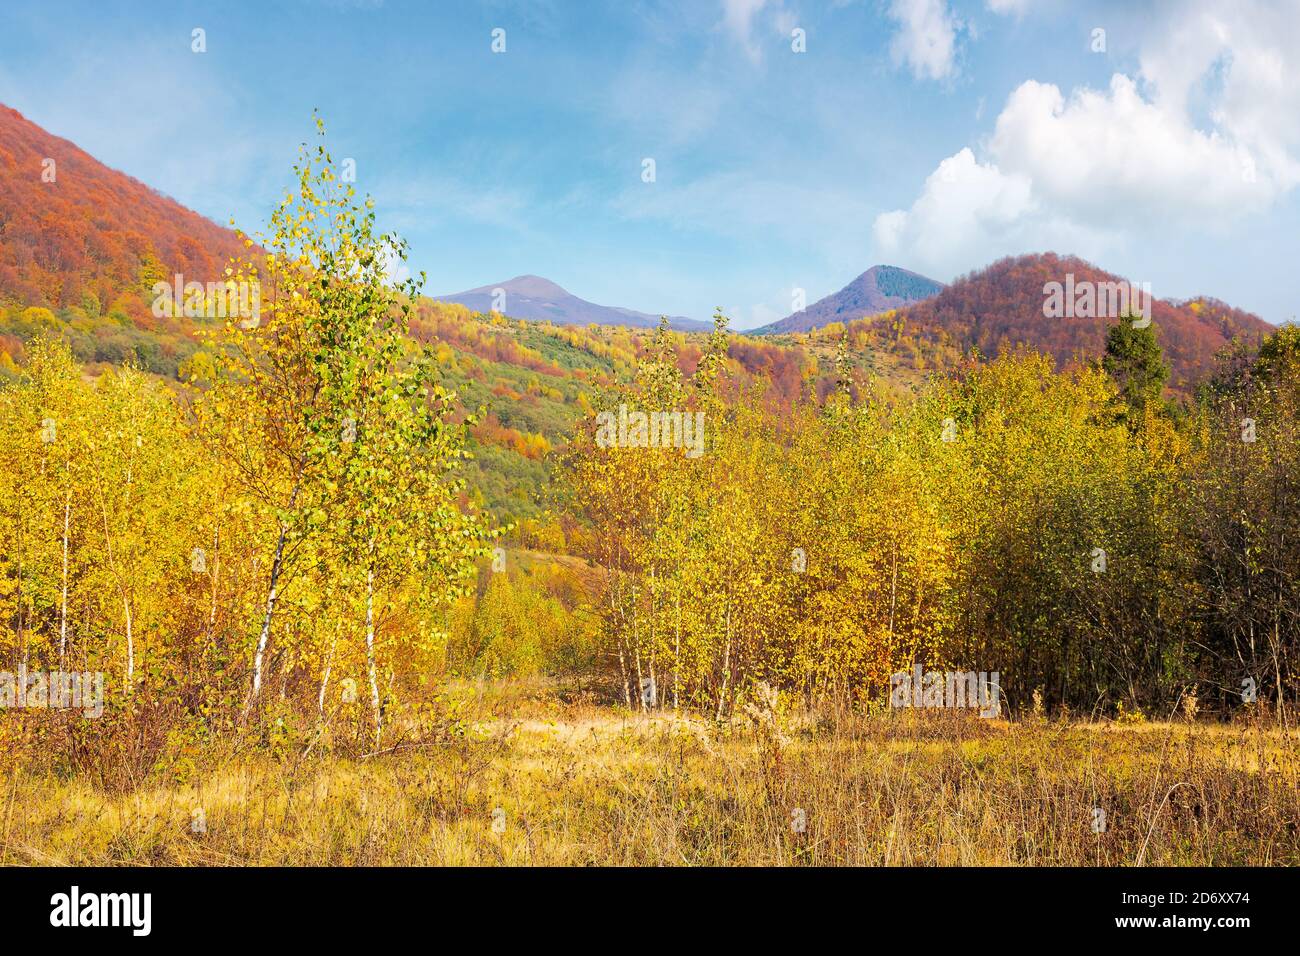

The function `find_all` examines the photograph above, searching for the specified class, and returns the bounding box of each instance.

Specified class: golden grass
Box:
[2,686,1296,866]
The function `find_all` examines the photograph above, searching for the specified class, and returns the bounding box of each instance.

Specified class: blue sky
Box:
[2,0,1298,328]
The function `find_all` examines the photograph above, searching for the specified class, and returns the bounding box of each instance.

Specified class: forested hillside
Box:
[2,110,1280,528]
[887,254,1273,390]
[1,117,1296,875]
[0,106,250,311]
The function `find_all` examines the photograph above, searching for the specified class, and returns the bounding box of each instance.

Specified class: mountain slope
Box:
[881,254,1274,390]
[434,275,710,331]
[0,104,247,315]
[754,264,943,335]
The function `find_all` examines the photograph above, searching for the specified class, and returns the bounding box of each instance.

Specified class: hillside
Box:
[0,109,1279,524]
[759,254,1275,393]
[0,104,252,378]
[407,301,818,525]
[885,254,1274,390]
[0,105,247,317]
[433,274,709,331]
[754,264,942,335]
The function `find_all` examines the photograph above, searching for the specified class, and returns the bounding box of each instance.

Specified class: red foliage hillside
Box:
[892,253,1274,390]
[0,104,247,316]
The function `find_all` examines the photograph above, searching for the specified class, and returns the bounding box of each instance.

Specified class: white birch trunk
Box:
[124,596,134,687]
[59,491,69,660]
[250,484,300,704]
[365,565,382,745]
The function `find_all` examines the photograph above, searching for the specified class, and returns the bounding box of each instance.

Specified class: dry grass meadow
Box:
[3,680,1297,867]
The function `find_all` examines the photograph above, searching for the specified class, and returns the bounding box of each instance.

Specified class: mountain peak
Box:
[435,275,709,331]
[496,275,572,298]
[754,264,943,335]
[459,274,572,298]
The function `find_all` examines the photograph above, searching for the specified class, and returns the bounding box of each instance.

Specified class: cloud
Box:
[886,0,961,82]
[873,148,1116,278]
[873,0,1300,278]
[721,0,780,62]
[1136,0,1300,191]
[990,75,1274,219]
[719,0,799,63]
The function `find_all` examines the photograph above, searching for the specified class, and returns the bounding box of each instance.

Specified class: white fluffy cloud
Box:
[990,75,1273,218]
[873,148,1115,277]
[886,0,961,81]
[985,0,1031,15]
[1137,0,1300,191]
[720,0,793,62]
[873,0,1300,278]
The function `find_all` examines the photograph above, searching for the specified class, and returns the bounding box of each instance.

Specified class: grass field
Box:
[3,681,1296,867]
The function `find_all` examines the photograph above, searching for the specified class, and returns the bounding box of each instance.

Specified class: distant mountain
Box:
[753,265,943,335]
[0,104,247,314]
[433,275,710,331]
[887,253,1275,390]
